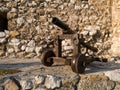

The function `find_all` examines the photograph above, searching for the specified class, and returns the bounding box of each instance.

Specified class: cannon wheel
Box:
[71,54,86,73]
[41,49,55,66]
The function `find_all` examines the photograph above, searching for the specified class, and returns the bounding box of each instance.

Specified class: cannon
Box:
[41,17,107,73]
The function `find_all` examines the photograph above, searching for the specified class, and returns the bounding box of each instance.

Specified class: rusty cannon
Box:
[41,17,107,74]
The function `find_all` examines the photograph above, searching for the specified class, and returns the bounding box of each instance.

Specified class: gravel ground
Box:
[0,57,77,79]
[0,57,120,79]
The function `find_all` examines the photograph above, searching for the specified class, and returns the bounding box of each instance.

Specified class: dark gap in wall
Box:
[0,11,8,32]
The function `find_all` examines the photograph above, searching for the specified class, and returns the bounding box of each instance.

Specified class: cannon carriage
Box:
[41,17,107,73]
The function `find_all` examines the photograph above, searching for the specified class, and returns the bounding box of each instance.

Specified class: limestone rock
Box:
[7,12,17,19]
[10,31,20,38]
[34,87,47,90]
[20,79,33,90]
[105,71,120,81]
[0,32,5,38]
[60,75,80,90]
[0,38,7,44]
[16,51,25,57]
[0,86,4,90]
[88,75,109,81]
[10,8,17,13]
[84,25,94,31]
[45,75,62,89]
[114,82,120,90]
[25,47,35,53]
[21,45,26,51]
[25,53,36,58]
[81,31,89,35]
[4,78,21,90]
[27,40,35,47]
[111,37,120,56]
[7,48,14,53]
[89,29,97,36]
[14,46,20,52]
[70,0,76,4]
[0,3,3,7]
[63,46,73,51]
[35,46,42,56]
[78,80,115,90]
[0,50,5,56]
[75,5,81,10]
[34,75,45,85]
[10,38,20,46]
[17,17,25,27]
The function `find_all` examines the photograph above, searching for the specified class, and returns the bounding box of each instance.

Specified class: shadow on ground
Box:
[85,62,120,74]
[0,62,41,69]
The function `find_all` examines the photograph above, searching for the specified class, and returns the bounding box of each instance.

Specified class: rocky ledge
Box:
[0,57,120,90]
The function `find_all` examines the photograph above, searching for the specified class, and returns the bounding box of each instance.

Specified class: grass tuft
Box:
[0,69,21,76]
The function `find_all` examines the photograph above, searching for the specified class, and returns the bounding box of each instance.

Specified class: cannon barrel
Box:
[52,17,74,34]
[52,17,98,52]
[80,41,98,52]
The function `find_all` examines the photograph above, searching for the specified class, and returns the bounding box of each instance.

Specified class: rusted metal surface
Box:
[41,49,55,66]
[71,54,86,73]
[52,17,74,34]
[41,17,107,73]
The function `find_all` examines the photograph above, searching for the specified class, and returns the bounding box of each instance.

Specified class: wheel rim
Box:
[71,54,86,73]
[41,50,55,66]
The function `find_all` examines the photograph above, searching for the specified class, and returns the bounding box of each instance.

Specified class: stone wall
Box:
[1,71,120,90]
[0,0,113,58]
[111,0,120,56]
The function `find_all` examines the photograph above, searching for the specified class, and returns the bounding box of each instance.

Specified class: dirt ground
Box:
[0,57,120,79]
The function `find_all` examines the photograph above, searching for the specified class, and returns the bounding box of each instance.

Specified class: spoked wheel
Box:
[41,49,55,66]
[71,54,87,74]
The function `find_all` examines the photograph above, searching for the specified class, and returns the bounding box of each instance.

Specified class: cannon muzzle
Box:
[52,17,74,34]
